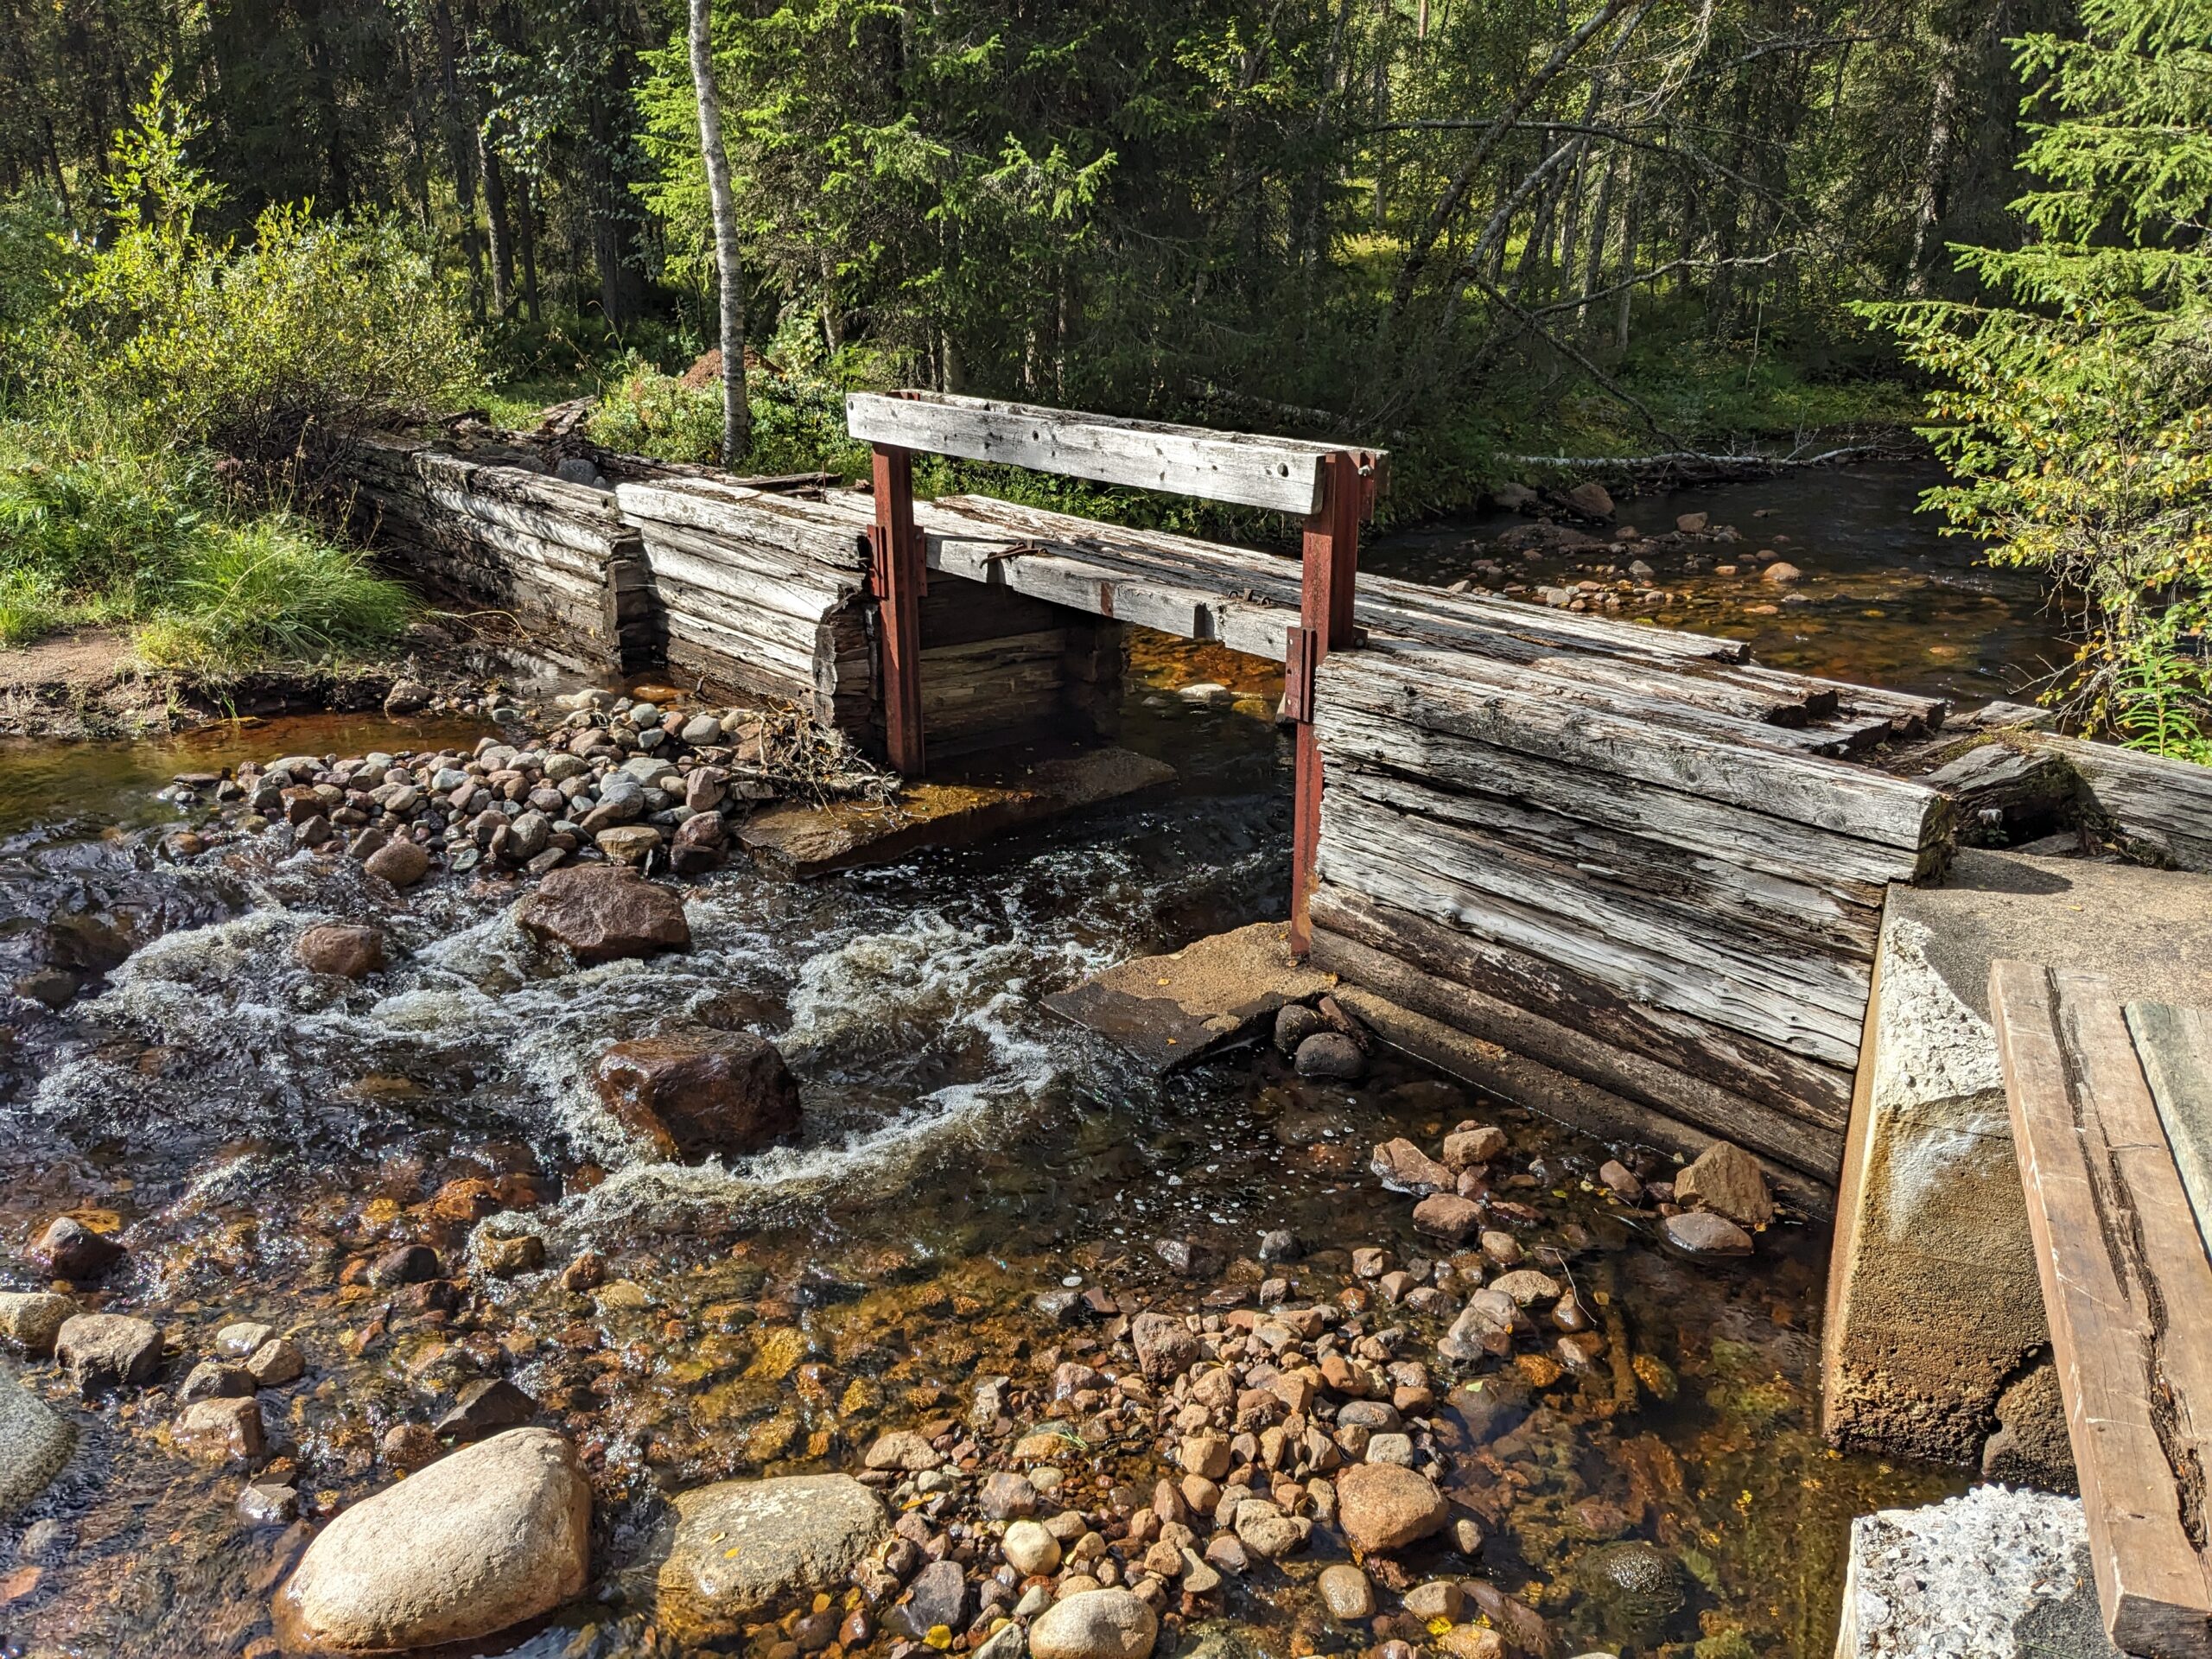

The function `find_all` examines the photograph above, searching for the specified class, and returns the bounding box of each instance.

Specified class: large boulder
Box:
[0,1365,74,1519]
[1028,1588,1160,1659]
[657,1472,887,1638]
[594,1027,800,1160]
[516,867,690,964]
[1335,1463,1449,1553]
[274,1427,589,1653]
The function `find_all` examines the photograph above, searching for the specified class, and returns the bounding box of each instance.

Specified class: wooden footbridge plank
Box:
[1991,961,2212,1659]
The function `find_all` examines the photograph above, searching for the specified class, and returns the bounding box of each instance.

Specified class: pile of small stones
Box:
[151,689,891,884]
[797,1011,1778,1659]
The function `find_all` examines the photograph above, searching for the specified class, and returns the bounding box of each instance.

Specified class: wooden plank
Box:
[1310,885,1855,1133]
[2132,1001,2212,1262]
[1319,789,1872,1065]
[846,391,1374,516]
[1324,643,1951,854]
[1316,700,1929,891]
[933,493,1750,668]
[613,480,871,574]
[1312,924,1846,1176]
[1325,762,1885,957]
[1991,961,2212,1658]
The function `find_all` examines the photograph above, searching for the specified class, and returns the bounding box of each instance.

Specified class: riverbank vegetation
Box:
[1867,0,2212,760]
[0,0,2207,753]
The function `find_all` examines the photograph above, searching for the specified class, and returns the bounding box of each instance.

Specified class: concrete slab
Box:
[1042,921,1332,1073]
[1822,849,2212,1484]
[735,747,1175,877]
[1834,1485,2118,1659]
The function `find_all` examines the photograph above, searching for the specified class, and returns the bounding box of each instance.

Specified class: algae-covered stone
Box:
[657,1471,887,1637]
[0,1365,74,1518]
[0,1292,73,1356]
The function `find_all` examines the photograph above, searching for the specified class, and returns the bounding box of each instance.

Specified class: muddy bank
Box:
[0,616,543,741]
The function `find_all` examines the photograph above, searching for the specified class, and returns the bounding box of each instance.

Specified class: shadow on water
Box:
[0,467,1990,1657]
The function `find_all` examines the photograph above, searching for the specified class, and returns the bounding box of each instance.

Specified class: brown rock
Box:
[175,1395,265,1462]
[1333,1463,1448,1553]
[29,1217,122,1281]
[363,840,431,888]
[1411,1194,1481,1243]
[1440,1126,1506,1169]
[296,923,386,978]
[55,1313,162,1395]
[1763,561,1803,584]
[1662,1211,1753,1256]
[1370,1140,1452,1194]
[516,867,690,963]
[670,810,728,875]
[1130,1313,1200,1382]
[593,1027,800,1160]
[1675,1141,1773,1229]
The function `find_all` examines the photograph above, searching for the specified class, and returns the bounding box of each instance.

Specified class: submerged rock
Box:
[1662,1211,1754,1257]
[1334,1463,1448,1553]
[1578,1540,1686,1633]
[275,1427,590,1652]
[657,1471,887,1637]
[516,866,690,963]
[593,1028,801,1160]
[0,1365,75,1519]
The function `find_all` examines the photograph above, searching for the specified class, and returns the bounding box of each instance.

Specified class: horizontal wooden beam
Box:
[846,391,1384,516]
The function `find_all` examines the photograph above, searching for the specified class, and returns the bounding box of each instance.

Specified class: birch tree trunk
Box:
[688,0,749,463]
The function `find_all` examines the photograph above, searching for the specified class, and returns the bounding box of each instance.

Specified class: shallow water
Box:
[0,470,1999,1658]
[1366,461,2069,706]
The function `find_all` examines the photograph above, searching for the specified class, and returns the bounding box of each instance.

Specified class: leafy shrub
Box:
[1863,0,2212,761]
[41,72,480,456]
[586,358,872,476]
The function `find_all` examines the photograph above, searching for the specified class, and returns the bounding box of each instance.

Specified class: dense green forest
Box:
[0,0,2206,752]
[2,0,2050,454]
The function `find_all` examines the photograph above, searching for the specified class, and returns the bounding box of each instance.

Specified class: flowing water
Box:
[0,468,2005,1659]
[1366,461,2069,706]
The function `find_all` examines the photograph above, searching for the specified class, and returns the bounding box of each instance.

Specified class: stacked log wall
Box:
[340,435,651,672]
[1309,639,1954,1183]
[612,478,874,729]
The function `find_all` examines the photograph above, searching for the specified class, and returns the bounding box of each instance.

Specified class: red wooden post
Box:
[1286,450,1366,958]
[870,442,927,776]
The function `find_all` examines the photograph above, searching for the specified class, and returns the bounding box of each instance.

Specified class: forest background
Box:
[0,0,2206,753]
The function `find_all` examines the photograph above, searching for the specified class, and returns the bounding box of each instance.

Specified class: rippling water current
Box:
[0,480,1988,1659]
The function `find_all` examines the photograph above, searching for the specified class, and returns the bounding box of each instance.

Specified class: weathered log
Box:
[1317,790,1871,1066]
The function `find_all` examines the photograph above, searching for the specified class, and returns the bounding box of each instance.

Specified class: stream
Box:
[0,466,2026,1658]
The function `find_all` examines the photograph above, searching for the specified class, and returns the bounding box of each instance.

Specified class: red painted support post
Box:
[1286,450,1367,958]
[869,442,927,776]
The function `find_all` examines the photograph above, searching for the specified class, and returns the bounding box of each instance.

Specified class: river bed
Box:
[0,467,2001,1658]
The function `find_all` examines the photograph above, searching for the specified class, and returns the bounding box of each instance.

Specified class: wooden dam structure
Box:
[340,391,2212,1656]
[340,391,1958,1189]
